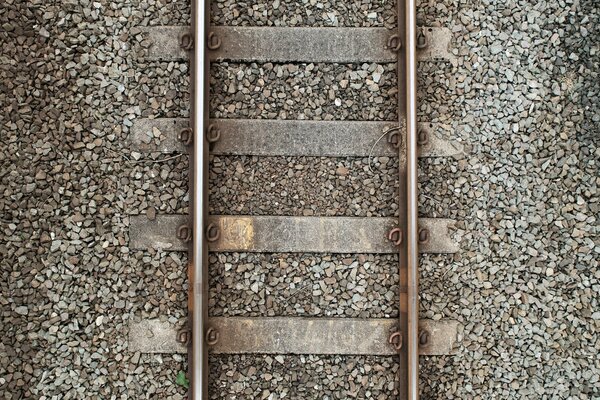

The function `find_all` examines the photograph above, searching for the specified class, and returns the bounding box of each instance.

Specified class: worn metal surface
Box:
[129,215,459,254]
[130,118,465,158]
[392,3,410,396]
[405,0,420,398]
[129,318,460,356]
[190,0,209,398]
[142,26,455,63]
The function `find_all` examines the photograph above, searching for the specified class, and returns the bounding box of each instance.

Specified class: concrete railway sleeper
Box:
[128,0,465,398]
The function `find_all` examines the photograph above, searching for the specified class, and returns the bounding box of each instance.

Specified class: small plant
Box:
[176,371,189,389]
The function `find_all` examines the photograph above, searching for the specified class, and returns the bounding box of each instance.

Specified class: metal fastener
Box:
[387,34,402,52]
[178,127,193,146]
[388,227,403,246]
[207,31,221,50]
[419,329,430,345]
[205,223,220,242]
[387,131,400,148]
[177,224,192,243]
[417,127,429,146]
[418,228,430,245]
[206,124,221,143]
[388,330,403,351]
[416,29,428,50]
[176,329,190,346]
[180,32,194,51]
[205,327,219,346]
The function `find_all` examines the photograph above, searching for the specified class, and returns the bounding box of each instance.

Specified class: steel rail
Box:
[191,0,208,399]
[405,0,420,398]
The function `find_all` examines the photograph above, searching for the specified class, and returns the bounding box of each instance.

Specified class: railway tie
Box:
[128,1,465,398]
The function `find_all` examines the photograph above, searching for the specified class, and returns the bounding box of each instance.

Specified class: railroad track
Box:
[128,1,464,398]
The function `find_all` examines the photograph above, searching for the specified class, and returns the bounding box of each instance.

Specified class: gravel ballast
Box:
[209,253,400,318]
[1,0,598,399]
[209,156,400,217]
[210,62,398,121]
[211,0,397,28]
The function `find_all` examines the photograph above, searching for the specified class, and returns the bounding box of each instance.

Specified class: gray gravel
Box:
[209,253,399,318]
[210,62,398,120]
[209,61,450,121]
[209,354,400,399]
[415,0,600,398]
[211,0,396,28]
[209,156,399,217]
[124,157,189,215]
[1,0,598,399]
[0,0,190,398]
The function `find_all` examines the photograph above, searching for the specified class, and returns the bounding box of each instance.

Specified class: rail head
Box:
[190,0,208,399]
[400,0,420,399]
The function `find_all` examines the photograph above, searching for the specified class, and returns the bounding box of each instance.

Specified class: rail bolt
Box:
[178,127,193,146]
[419,329,430,346]
[387,34,402,52]
[417,127,429,146]
[387,130,400,148]
[180,32,194,51]
[176,329,191,346]
[416,29,428,50]
[205,223,220,242]
[206,124,221,143]
[177,224,192,243]
[418,228,430,245]
[388,227,403,246]
[207,31,221,50]
[205,327,219,346]
[388,331,403,351]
